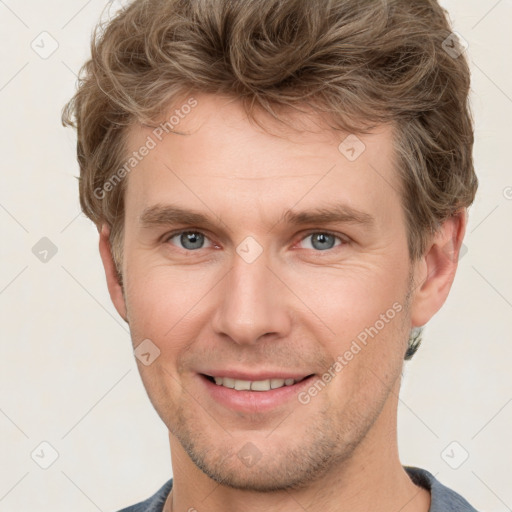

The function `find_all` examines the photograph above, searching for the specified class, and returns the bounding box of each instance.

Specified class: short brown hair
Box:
[62,0,478,358]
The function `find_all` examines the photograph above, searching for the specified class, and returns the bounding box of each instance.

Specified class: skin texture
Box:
[99,93,467,512]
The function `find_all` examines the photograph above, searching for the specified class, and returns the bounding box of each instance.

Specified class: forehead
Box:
[122,93,401,230]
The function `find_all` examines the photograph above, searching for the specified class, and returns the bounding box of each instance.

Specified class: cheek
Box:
[123,264,213,346]
[309,269,410,393]
[299,264,406,339]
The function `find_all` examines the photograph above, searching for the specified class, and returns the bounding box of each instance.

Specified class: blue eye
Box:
[166,231,212,251]
[298,232,344,251]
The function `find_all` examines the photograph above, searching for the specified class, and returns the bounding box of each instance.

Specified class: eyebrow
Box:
[138,204,375,232]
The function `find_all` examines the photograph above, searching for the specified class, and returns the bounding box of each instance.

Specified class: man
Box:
[62,0,479,510]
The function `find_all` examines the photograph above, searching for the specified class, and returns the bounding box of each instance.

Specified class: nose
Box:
[211,245,292,345]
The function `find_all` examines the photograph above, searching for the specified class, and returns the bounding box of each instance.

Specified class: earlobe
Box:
[410,209,468,328]
[98,224,128,322]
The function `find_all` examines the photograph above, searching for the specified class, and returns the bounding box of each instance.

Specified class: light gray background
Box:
[1,0,511,510]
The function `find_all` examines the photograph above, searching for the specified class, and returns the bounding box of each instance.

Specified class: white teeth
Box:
[212,376,300,391]
[251,379,271,391]
[220,377,235,389]
[234,379,251,391]
[270,378,285,389]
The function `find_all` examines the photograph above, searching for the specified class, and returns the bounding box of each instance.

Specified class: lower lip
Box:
[199,374,316,414]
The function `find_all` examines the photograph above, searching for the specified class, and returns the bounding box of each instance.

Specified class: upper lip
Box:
[199,370,314,381]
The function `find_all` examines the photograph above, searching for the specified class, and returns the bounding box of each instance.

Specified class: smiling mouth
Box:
[202,374,315,391]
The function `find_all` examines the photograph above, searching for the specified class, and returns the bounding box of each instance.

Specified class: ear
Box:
[410,209,468,327]
[98,224,128,322]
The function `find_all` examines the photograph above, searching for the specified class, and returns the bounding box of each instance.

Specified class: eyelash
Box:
[163,229,348,253]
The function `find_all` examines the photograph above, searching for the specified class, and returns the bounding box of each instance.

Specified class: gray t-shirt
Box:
[116,466,478,511]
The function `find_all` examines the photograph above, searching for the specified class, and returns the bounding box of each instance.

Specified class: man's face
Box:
[119,93,416,491]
